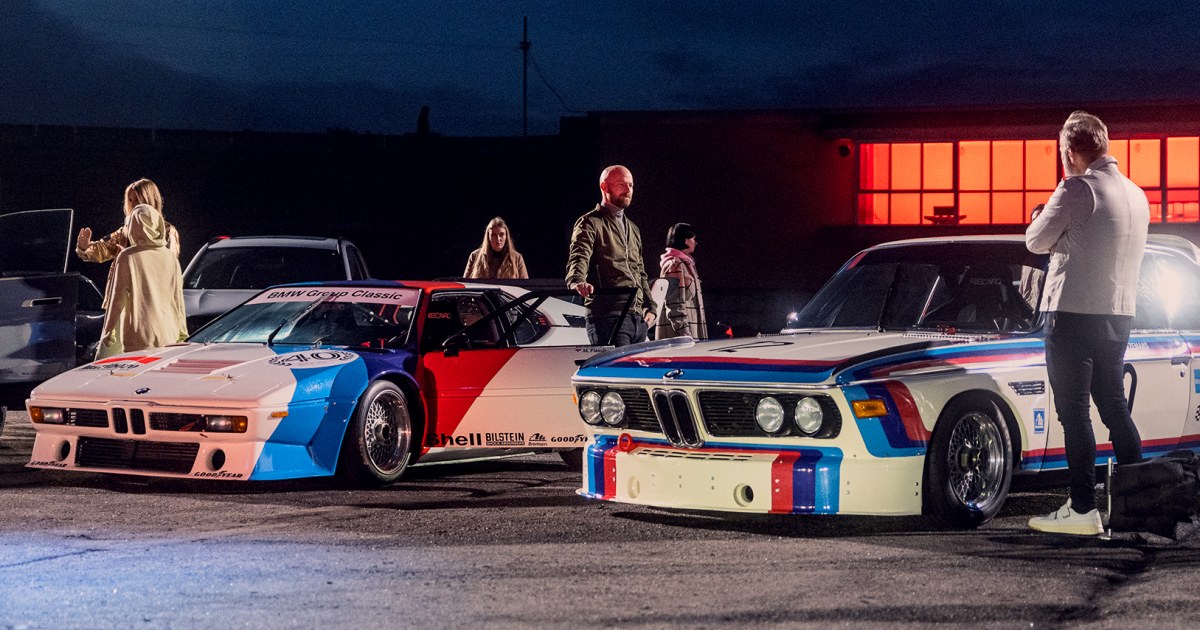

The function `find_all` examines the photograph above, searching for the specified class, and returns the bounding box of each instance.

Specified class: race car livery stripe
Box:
[1020,433,1200,469]
[770,451,800,513]
[584,434,842,513]
[585,435,619,498]
[417,348,521,450]
[843,335,1186,384]
[581,359,840,384]
[252,348,368,480]
[770,450,841,514]
[843,383,928,457]
[841,340,1047,384]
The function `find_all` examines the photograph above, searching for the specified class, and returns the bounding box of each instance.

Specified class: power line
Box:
[528,50,582,113]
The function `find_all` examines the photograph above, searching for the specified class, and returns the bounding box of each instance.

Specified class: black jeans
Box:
[1044,311,1143,513]
[586,311,647,347]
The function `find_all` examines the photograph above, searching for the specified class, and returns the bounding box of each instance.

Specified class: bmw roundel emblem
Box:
[664,368,684,380]
[135,387,151,395]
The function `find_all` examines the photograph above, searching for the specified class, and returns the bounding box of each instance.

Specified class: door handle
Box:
[1171,355,1192,366]
[22,297,63,307]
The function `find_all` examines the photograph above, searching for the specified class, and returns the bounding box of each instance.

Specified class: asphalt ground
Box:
[2,385,1199,629]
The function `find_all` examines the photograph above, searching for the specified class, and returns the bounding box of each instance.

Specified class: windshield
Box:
[184,246,346,290]
[189,286,420,348]
[789,243,1048,333]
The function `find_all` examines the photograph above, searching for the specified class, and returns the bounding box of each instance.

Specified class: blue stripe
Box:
[585,434,619,497]
[790,449,842,514]
[843,384,926,457]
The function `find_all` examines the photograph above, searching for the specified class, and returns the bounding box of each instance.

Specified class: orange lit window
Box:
[858,140,1057,225]
[857,136,1190,225]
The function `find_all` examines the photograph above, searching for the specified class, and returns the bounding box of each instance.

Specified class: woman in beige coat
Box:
[93,200,188,359]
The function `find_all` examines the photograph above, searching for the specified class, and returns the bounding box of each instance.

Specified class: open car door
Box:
[416,288,629,457]
[0,208,79,383]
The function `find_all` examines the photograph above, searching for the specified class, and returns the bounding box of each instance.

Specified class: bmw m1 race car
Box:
[573,235,1200,527]
[26,281,603,483]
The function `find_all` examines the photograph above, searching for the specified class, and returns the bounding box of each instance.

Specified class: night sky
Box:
[6,1,1200,137]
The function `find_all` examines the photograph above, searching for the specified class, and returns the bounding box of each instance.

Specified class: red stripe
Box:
[602,446,619,500]
[771,452,800,513]
[883,381,931,443]
[612,355,841,367]
[94,355,160,365]
[868,351,1043,378]
[1023,433,1200,460]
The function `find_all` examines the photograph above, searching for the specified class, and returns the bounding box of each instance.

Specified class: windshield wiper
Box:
[874,276,899,333]
[266,295,333,347]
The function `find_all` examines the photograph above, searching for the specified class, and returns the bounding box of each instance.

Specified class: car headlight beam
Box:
[579,390,603,425]
[794,397,824,435]
[755,396,785,433]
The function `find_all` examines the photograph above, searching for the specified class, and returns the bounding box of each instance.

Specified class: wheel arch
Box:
[934,389,1022,471]
[370,371,426,460]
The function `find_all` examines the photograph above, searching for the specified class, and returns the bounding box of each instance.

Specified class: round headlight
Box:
[755,396,785,433]
[600,391,626,426]
[579,391,603,425]
[794,397,824,435]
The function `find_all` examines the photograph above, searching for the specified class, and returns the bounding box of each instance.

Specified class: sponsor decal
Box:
[82,361,147,371]
[551,434,588,444]
[29,460,68,468]
[1033,408,1046,434]
[424,432,528,447]
[529,432,548,446]
[193,470,245,479]
[94,356,160,365]
[268,350,357,368]
[252,288,419,306]
[427,311,452,319]
[135,387,151,395]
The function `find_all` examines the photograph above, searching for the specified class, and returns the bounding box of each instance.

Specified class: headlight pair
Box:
[754,395,825,436]
[579,390,626,426]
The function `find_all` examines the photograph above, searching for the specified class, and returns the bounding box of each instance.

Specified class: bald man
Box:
[566,165,657,346]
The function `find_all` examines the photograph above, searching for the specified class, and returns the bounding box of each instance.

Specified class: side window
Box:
[505,305,551,345]
[421,293,503,351]
[1160,256,1200,331]
[1133,256,1170,330]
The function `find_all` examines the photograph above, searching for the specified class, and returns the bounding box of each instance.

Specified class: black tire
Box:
[338,381,414,485]
[924,397,1013,528]
[559,448,584,470]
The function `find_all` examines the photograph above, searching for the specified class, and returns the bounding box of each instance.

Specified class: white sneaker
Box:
[1028,500,1103,536]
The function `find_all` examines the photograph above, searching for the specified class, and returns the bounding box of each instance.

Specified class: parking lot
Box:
[2,392,1199,629]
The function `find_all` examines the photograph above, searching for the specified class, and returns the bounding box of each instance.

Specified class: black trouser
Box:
[586,311,647,347]
[1044,311,1143,513]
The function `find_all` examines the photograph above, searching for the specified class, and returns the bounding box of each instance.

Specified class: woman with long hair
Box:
[77,179,187,359]
[76,178,181,261]
[463,216,528,279]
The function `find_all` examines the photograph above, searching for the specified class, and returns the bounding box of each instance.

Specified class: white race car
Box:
[573,236,1200,526]
[27,281,604,483]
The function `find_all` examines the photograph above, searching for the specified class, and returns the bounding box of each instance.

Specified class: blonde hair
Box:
[124,178,163,216]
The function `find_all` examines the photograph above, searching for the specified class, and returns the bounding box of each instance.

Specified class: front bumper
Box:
[580,433,924,515]
[25,396,349,481]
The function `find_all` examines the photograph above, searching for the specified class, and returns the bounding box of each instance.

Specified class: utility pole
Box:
[520,16,530,137]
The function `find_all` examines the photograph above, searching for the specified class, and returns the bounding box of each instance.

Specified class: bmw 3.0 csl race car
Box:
[574,236,1200,527]
[27,281,603,483]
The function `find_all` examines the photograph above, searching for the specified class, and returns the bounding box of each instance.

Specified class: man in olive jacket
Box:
[566,165,657,346]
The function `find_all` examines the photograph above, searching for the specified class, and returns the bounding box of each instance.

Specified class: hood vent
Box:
[158,359,242,374]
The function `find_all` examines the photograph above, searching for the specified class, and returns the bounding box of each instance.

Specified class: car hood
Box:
[575,330,1043,386]
[29,342,372,408]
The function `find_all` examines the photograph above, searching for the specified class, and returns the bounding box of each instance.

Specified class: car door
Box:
[1119,251,1195,457]
[0,208,79,383]
[1148,251,1200,447]
[416,289,602,455]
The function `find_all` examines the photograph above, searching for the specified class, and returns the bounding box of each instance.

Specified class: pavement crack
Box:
[0,547,105,569]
